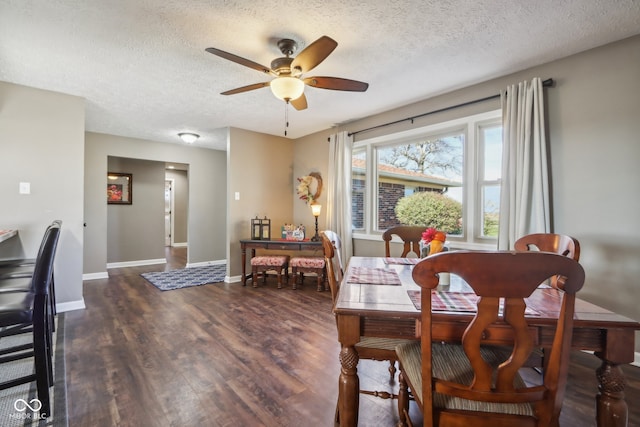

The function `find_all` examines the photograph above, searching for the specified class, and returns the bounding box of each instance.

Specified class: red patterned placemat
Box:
[408,290,477,311]
[383,257,421,265]
[407,290,539,315]
[346,267,402,285]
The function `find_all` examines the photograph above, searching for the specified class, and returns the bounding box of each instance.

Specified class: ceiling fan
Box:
[205,36,369,111]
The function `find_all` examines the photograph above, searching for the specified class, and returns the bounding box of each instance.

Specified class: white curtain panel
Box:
[327,131,354,264]
[498,77,551,250]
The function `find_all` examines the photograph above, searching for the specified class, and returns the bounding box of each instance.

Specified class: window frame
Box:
[476,120,504,241]
[352,109,501,250]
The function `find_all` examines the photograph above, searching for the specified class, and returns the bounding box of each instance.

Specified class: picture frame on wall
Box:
[107,172,132,204]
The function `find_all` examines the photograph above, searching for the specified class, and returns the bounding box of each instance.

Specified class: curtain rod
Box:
[345,78,554,138]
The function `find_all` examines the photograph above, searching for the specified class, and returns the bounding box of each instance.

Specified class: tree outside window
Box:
[351,110,502,247]
[375,133,464,233]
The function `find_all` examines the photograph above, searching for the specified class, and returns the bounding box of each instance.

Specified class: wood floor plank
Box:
[65,247,640,426]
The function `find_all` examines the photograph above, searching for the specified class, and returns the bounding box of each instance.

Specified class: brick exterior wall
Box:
[352,181,443,231]
[378,182,405,229]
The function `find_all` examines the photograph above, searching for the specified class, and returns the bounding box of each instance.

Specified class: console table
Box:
[239,239,322,285]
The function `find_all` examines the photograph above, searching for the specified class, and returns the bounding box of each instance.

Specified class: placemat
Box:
[408,290,477,311]
[383,257,421,265]
[346,267,402,285]
[408,290,539,315]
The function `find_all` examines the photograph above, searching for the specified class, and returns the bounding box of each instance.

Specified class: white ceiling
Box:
[1,1,639,151]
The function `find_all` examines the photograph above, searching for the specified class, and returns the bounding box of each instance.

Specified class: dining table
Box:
[333,256,640,427]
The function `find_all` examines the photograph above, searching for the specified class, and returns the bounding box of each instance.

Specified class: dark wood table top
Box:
[335,256,640,330]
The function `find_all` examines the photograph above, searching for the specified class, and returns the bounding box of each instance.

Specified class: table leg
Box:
[241,248,256,285]
[241,247,247,285]
[596,359,628,427]
[338,345,359,427]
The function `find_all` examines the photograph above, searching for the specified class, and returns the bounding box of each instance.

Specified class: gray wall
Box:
[226,127,293,278]
[107,157,165,264]
[166,169,189,245]
[294,35,640,352]
[0,82,85,309]
[84,132,226,274]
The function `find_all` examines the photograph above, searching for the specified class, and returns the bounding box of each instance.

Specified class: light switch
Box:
[234,192,240,200]
[19,182,31,194]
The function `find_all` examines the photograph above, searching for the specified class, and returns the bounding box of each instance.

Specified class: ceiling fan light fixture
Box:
[270,76,304,102]
[178,132,199,144]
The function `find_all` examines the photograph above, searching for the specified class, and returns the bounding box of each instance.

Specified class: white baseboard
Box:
[56,299,85,312]
[83,271,109,281]
[107,258,166,269]
[171,242,188,247]
[226,275,242,283]
[186,259,226,268]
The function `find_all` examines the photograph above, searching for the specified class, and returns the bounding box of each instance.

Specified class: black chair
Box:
[0,220,61,270]
[0,220,62,324]
[0,221,61,418]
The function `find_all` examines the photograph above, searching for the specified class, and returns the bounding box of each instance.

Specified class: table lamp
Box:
[310,203,321,241]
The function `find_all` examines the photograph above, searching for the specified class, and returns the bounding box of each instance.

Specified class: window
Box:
[478,123,502,238]
[352,150,366,230]
[352,110,502,249]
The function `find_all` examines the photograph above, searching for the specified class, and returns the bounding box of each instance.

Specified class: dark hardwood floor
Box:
[64,247,640,426]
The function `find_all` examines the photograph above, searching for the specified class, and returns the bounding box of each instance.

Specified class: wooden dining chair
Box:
[514,233,580,287]
[321,231,417,405]
[382,225,425,258]
[514,233,581,371]
[395,250,585,427]
[322,229,344,279]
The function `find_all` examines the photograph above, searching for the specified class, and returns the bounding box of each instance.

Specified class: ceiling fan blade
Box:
[205,47,273,75]
[303,76,369,92]
[290,36,338,74]
[290,93,308,111]
[221,82,271,95]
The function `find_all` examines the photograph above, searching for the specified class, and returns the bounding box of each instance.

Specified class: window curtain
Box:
[497,77,551,250]
[326,131,354,265]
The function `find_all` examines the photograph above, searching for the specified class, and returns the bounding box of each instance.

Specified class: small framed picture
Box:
[107,172,132,204]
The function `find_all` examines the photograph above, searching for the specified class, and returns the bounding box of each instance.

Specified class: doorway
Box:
[164,179,174,246]
[164,165,189,252]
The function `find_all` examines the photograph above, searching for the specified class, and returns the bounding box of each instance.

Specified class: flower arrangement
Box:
[297,175,315,204]
[421,227,447,256]
[296,172,323,205]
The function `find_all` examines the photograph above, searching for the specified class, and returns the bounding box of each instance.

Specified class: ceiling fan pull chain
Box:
[284,101,289,136]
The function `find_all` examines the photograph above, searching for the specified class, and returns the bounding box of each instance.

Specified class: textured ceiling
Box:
[1,0,639,151]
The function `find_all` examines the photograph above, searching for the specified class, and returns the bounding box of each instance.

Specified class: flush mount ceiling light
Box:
[178,132,199,144]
